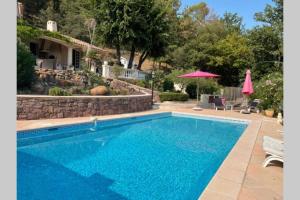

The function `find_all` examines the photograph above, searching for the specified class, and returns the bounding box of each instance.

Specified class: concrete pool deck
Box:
[16,106,283,200]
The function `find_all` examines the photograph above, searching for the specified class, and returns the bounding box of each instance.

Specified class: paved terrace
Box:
[16,103,283,200]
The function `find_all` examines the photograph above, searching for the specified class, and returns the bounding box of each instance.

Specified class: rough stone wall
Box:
[35,69,88,86]
[17,95,152,120]
[110,79,160,102]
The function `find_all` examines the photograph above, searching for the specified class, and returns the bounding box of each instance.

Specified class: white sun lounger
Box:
[262,136,284,167]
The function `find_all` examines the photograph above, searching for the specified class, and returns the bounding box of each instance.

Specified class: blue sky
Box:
[180,0,274,29]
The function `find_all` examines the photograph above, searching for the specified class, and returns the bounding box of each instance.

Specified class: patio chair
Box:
[262,136,284,167]
[249,99,260,113]
[213,98,225,111]
[239,99,260,114]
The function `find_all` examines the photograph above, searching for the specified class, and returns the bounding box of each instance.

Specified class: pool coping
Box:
[16,111,261,200]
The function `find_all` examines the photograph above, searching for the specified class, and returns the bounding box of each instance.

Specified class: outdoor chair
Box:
[239,99,261,114]
[213,98,226,111]
[262,136,284,167]
[249,99,260,113]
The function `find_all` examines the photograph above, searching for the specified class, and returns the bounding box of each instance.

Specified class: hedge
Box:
[159,92,189,102]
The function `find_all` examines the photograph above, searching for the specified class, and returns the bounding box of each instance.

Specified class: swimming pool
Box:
[17,112,248,200]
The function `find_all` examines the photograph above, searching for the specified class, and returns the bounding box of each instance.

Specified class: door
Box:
[72,49,80,69]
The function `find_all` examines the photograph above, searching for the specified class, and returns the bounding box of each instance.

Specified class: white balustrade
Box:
[101,63,147,80]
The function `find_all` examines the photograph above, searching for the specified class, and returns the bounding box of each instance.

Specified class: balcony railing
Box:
[102,65,147,80]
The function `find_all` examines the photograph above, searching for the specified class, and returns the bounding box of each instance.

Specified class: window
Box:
[72,50,80,68]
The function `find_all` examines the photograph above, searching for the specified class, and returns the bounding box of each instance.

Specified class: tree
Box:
[17,40,36,89]
[247,0,283,80]
[221,12,244,34]
[19,0,48,26]
[255,0,283,34]
[94,0,128,65]
[136,0,171,70]
[166,69,195,91]
[37,0,93,42]
[95,0,171,69]
[247,26,282,80]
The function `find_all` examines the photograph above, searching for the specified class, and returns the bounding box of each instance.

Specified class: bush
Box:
[48,87,72,96]
[185,83,197,99]
[153,69,166,91]
[251,72,283,113]
[159,92,189,102]
[163,79,174,92]
[17,40,36,89]
[119,78,150,89]
[111,65,124,78]
[68,87,90,95]
[185,80,220,99]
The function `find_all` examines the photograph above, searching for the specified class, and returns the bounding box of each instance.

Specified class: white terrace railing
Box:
[102,63,148,80]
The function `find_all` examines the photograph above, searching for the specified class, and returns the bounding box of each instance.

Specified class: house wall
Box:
[17,95,152,120]
[43,40,68,66]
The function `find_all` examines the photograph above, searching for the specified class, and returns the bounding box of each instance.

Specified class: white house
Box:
[26,20,148,80]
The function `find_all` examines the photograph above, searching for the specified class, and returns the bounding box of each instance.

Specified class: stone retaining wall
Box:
[110,79,160,102]
[17,95,152,120]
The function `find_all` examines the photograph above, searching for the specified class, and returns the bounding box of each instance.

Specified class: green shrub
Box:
[163,79,174,92]
[48,87,72,96]
[69,87,90,95]
[185,83,197,99]
[111,65,124,78]
[185,80,220,99]
[17,40,36,89]
[119,78,150,89]
[251,72,283,113]
[159,92,189,102]
[152,69,166,91]
[135,80,146,88]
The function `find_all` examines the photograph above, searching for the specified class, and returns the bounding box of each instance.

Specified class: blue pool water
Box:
[17,112,247,200]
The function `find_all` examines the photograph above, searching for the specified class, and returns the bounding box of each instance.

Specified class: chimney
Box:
[47,20,57,32]
[17,2,24,18]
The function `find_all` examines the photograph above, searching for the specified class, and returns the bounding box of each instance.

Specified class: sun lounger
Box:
[249,99,260,113]
[239,99,260,114]
[213,98,225,111]
[262,136,284,167]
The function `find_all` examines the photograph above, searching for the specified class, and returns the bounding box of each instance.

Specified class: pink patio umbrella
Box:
[178,70,220,110]
[241,69,254,109]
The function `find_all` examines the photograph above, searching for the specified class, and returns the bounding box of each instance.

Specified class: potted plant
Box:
[265,108,275,117]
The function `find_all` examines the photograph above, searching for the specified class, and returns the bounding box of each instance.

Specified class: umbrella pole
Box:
[193,79,202,110]
[197,79,199,105]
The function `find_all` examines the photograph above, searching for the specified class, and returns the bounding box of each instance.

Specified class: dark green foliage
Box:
[17,40,36,89]
[185,80,220,99]
[185,83,197,99]
[19,0,48,26]
[159,92,189,102]
[221,12,245,34]
[163,79,174,92]
[48,87,72,96]
[35,0,92,42]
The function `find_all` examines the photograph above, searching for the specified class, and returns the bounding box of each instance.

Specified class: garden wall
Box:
[17,94,152,120]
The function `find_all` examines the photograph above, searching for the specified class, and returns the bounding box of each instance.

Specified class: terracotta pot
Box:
[90,86,108,95]
[265,109,274,117]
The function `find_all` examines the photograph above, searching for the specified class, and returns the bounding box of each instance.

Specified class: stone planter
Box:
[265,109,274,117]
